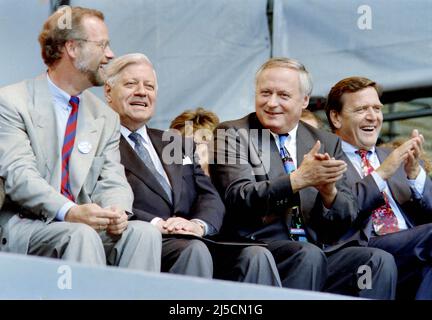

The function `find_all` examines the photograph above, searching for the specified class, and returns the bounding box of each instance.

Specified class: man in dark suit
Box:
[210,58,397,298]
[104,53,281,286]
[325,76,432,299]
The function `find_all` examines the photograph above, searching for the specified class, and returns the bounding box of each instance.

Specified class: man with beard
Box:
[0,6,162,271]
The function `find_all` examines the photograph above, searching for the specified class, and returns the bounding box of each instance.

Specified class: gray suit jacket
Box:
[340,146,432,243]
[210,113,358,251]
[0,75,133,253]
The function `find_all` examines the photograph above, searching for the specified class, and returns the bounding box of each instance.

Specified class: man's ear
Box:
[329,110,342,129]
[104,83,112,103]
[64,40,78,59]
[302,95,310,110]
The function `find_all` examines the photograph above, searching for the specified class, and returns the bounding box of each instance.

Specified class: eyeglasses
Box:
[73,38,111,50]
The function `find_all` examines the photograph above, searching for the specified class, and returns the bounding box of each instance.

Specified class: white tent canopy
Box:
[273,0,432,98]
[1,0,431,128]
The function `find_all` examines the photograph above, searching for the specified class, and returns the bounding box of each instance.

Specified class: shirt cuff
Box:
[371,171,387,192]
[56,201,76,221]
[191,218,211,236]
[150,217,162,226]
[408,167,426,197]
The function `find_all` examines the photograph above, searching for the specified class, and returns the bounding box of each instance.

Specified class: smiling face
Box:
[330,87,383,150]
[255,67,309,134]
[105,62,157,131]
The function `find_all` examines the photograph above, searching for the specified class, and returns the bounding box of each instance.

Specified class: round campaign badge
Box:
[78,141,92,154]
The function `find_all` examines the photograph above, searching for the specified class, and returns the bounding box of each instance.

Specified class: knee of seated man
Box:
[420,222,432,237]
[363,247,397,273]
[67,223,101,242]
[182,239,211,256]
[127,221,162,241]
[239,246,273,262]
[298,242,327,264]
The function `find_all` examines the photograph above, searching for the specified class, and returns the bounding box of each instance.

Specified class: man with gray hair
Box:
[104,53,281,286]
[0,6,161,271]
[210,57,397,298]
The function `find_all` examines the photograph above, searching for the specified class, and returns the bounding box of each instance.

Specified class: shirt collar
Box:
[46,73,82,110]
[270,124,299,148]
[341,140,376,156]
[121,125,151,145]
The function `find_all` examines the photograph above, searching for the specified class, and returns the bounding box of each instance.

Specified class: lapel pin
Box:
[78,141,92,154]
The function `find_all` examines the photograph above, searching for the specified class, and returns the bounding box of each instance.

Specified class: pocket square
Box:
[182,156,193,165]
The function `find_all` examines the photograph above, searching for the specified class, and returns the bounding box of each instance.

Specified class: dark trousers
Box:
[162,237,281,286]
[325,246,397,299]
[267,240,327,291]
[212,244,281,286]
[267,240,397,299]
[162,237,213,278]
[369,223,432,300]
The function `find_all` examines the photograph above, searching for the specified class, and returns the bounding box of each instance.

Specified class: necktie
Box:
[61,96,79,201]
[278,134,295,174]
[129,132,173,204]
[356,149,399,235]
[278,134,307,241]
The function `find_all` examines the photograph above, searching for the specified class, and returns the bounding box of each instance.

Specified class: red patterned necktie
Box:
[61,96,79,201]
[356,149,399,235]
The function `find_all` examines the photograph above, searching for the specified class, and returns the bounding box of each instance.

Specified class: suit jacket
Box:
[0,179,5,210]
[339,146,432,244]
[0,75,133,252]
[120,128,225,233]
[209,113,358,251]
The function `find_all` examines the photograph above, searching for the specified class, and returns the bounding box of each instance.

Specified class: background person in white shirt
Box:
[325,76,432,299]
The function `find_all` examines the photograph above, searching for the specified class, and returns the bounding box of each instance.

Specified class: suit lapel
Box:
[296,123,319,215]
[68,94,104,197]
[120,133,173,206]
[376,147,411,204]
[147,129,182,207]
[248,114,285,179]
[343,152,362,184]
[30,76,60,186]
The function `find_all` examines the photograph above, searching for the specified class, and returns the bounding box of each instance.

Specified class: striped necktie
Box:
[278,134,307,241]
[356,149,400,235]
[61,96,79,201]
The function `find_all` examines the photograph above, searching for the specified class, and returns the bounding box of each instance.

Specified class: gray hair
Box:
[255,57,313,97]
[104,53,158,89]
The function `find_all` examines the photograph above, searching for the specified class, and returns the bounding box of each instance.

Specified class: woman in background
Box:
[170,107,219,176]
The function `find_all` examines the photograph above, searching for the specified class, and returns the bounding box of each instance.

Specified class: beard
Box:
[74,50,105,87]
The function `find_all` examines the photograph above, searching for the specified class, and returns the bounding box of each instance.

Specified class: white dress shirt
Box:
[46,74,81,221]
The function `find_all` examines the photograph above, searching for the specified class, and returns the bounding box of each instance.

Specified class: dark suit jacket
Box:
[120,128,225,233]
[339,146,432,244]
[209,113,358,251]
